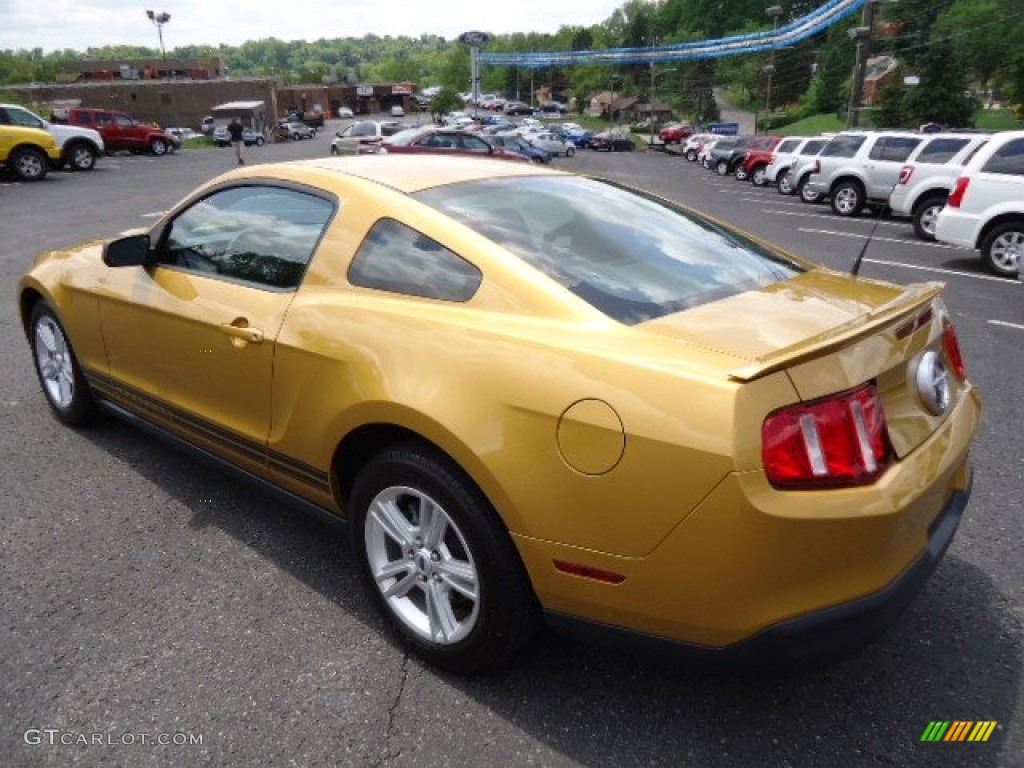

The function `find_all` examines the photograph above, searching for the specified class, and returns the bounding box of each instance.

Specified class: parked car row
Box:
[685,128,1023,277]
[329,115,594,164]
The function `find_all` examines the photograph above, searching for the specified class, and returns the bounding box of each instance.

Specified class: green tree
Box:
[430,87,463,120]
[902,36,975,127]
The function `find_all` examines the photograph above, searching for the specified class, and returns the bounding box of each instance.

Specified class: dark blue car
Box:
[484,134,552,164]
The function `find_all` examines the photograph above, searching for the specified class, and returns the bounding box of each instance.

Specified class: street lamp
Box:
[145,10,171,79]
[764,5,784,114]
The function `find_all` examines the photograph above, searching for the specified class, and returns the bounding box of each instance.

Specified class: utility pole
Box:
[846,0,878,128]
[764,5,783,114]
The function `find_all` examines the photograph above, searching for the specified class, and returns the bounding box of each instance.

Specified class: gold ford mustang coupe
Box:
[20,156,981,672]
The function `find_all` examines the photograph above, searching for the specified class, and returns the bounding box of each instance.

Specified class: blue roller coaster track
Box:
[479,0,867,68]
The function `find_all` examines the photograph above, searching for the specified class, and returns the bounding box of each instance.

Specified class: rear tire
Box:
[912,196,945,241]
[750,165,767,186]
[66,142,97,171]
[980,221,1024,277]
[830,180,865,217]
[350,443,539,673]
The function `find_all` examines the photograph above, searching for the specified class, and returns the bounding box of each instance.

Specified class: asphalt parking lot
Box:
[1,125,1021,767]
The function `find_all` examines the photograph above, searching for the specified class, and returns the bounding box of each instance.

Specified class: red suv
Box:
[740,135,783,185]
[61,108,181,156]
[658,123,696,145]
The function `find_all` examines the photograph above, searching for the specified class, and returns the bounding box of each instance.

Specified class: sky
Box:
[2,0,627,54]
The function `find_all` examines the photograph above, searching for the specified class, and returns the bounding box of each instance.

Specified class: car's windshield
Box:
[415,176,802,324]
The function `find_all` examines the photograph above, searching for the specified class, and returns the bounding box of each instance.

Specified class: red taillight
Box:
[942,323,967,380]
[948,177,970,207]
[762,384,892,490]
[898,165,913,185]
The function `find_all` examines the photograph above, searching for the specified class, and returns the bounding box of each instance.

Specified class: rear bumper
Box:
[547,475,971,666]
[935,209,980,249]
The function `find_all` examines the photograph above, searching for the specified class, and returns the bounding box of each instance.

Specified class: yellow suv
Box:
[0,124,61,181]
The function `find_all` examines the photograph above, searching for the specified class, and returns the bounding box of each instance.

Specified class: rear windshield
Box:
[415,176,802,325]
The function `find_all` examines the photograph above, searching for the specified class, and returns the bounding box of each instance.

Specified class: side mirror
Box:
[103,234,153,267]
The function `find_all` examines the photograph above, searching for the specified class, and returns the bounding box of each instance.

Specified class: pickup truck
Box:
[0,103,105,171]
[57,107,180,156]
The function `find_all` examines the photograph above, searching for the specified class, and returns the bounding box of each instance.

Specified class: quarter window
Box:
[348,218,482,302]
[869,137,921,162]
[160,185,335,289]
[915,137,970,164]
[821,135,865,158]
[981,138,1024,176]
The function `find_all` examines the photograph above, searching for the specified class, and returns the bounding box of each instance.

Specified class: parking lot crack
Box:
[373,651,410,768]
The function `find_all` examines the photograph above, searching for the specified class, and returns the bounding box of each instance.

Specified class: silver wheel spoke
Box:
[37,322,57,354]
[426,580,459,643]
[420,499,448,549]
[379,566,418,599]
[57,369,73,405]
[438,559,478,600]
[370,498,415,548]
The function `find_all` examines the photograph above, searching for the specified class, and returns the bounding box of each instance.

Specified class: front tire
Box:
[350,443,539,673]
[29,302,99,425]
[777,168,794,195]
[980,221,1024,277]
[716,159,729,176]
[10,147,49,181]
[565,146,575,157]
[150,138,168,156]
[798,177,823,204]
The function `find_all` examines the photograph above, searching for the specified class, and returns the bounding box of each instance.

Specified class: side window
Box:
[160,185,335,290]
[348,218,482,302]
[801,140,826,155]
[981,138,1024,176]
[777,139,801,153]
[916,137,969,164]
[462,135,491,152]
[73,112,92,127]
[821,135,865,158]
[7,107,44,129]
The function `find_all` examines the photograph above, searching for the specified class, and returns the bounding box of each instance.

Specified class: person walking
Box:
[227,118,245,165]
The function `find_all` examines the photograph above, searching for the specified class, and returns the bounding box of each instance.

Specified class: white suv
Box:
[804,131,925,216]
[888,133,991,241]
[935,130,1024,277]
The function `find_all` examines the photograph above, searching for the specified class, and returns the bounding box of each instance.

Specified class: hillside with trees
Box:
[3,0,1023,128]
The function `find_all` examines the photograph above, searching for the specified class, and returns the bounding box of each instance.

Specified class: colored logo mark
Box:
[921,721,997,742]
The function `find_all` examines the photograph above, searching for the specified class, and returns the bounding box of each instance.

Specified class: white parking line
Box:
[769,210,908,228]
[798,227,953,247]
[988,319,1024,330]
[861,258,1018,283]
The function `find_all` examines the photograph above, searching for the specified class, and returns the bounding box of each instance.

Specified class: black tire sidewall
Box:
[349,444,537,673]
[28,302,98,425]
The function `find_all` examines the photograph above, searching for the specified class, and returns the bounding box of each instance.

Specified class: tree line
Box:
[3,0,1022,128]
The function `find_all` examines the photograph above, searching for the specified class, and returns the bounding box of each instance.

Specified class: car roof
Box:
[253,154,560,194]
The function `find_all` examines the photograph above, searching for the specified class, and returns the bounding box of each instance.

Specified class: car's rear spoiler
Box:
[727,281,945,382]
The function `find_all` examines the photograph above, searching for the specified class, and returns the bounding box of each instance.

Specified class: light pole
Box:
[649,65,677,145]
[764,5,783,114]
[145,10,171,79]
